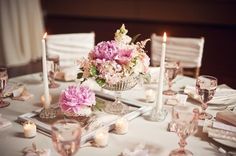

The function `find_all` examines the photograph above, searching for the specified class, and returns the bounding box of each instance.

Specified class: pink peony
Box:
[59,85,96,114]
[91,40,118,60]
[116,49,133,65]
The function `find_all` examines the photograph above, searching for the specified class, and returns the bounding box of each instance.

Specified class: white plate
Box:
[213,138,236,148]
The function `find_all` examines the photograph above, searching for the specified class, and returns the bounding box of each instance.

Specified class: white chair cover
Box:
[151,34,204,68]
[47,32,95,68]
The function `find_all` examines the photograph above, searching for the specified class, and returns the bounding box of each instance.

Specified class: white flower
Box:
[115,24,132,44]
[133,60,144,74]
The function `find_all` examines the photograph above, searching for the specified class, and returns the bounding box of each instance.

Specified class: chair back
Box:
[151,34,204,77]
[47,32,95,68]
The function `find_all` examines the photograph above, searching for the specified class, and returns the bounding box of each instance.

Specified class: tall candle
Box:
[156,32,167,111]
[42,33,50,109]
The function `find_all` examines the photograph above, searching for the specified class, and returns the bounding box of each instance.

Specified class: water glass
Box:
[163,61,180,96]
[170,105,198,156]
[196,75,217,120]
[47,54,60,88]
[52,119,82,156]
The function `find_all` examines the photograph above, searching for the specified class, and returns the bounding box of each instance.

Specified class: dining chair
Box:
[151,34,205,78]
[46,32,95,68]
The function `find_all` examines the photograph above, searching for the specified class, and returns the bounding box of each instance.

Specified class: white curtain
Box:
[0,0,44,67]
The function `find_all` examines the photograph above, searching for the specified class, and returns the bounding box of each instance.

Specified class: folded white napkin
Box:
[122,143,149,156]
[203,117,236,143]
[12,89,34,101]
[165,94,188,106]
[184,85,236,105]
[2,82,24,97]
[203,119,236,133]
[205,127,236,142]
[2,82,33,101]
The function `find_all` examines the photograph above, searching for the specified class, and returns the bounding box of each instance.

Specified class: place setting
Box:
[184,76,236,112]
[180,75,236,152]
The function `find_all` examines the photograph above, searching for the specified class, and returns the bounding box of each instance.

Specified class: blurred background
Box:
[0,0,236,88]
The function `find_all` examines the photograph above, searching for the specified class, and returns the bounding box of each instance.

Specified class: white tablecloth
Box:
[0,74,232,156]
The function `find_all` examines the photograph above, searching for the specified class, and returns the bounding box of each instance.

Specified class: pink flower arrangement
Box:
[59,85,96,115]
[78,24,150,86]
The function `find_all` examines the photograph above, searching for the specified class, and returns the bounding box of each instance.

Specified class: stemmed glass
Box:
[47,54,60,88]
[0,67,10,108]
[52,119,82,156]
[103,74,139,115]
[163,61,180,96]
[170,105,198,156]
[196,75,217,120]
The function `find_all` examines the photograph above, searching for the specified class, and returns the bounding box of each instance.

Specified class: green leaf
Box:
[96,78,106,87]
[90,66,98,76]
[130,34,141,44]
[142,73,151,84]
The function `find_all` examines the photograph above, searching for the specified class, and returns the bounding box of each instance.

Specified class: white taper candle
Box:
[156,32,167,111]
[42,33,50,109]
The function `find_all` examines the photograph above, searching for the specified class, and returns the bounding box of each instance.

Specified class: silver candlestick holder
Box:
[39,107,57,119]
[148,106,168,122]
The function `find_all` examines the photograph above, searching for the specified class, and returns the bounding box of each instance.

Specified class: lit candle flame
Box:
[43,32,47,39]
[163,32,167,43]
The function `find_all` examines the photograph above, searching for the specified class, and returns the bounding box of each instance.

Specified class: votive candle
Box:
[115,118,129,134]
[23,121,37,138]
[94,128,109,147]
[145,89,156,102]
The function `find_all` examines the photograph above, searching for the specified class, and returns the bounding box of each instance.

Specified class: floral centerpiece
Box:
[59,85,96,117]
[78,24,150,115]
[78,24,150,86]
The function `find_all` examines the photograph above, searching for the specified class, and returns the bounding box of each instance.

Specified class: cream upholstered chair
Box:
[151,34,204,78]
[47,32,95,68]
